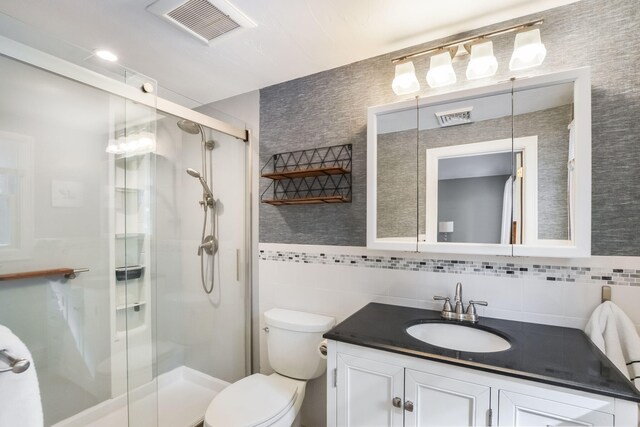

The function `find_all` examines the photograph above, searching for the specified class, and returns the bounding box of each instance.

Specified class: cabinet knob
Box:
[392,397,402,408]
[404,400,414,412]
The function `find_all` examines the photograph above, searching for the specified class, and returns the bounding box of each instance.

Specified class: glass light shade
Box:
[509,28,547,71]
[427,51,456,88]
[392,61,420,95]
[466,41,498,80]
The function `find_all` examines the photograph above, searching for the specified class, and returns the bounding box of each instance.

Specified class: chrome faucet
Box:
[433,282,488,323]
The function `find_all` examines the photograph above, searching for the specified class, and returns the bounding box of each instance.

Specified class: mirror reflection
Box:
[434,152,512,244]
[513,81,575,245]
[376,107,418,244]
[418,91,513,247]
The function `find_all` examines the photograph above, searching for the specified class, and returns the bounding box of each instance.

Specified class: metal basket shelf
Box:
[261,144,352,205]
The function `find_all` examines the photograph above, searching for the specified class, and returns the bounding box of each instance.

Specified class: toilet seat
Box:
[204,373,303,427]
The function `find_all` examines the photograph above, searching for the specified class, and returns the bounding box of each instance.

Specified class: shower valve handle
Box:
[197,236,218,256]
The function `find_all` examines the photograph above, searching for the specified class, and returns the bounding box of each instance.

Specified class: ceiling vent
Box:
[147,0,256,45]
[435,107,474,127]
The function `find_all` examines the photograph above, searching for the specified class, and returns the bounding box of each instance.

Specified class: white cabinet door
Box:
[498,390,614,426]
[337,353,405,427]
[405,368,491,427]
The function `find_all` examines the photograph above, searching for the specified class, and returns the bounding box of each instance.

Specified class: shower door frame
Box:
[0,30,254,389]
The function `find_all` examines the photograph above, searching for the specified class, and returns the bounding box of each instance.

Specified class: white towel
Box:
[585,301,640,391]
[0,325,43,427]
[500,175,513,244]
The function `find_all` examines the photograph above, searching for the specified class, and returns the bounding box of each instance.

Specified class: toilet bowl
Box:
[204,373,306,427]
[204,308,334,427]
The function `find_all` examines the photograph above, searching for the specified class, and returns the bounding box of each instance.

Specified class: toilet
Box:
[204,308,335,427]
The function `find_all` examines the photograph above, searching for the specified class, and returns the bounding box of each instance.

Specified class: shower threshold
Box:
[52,366,228,427]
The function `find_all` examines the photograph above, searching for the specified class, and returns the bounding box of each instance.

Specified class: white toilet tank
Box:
[264,308,335,380]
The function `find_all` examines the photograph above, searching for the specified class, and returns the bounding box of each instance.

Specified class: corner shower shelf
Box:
[115,301,147,311]
[115,233,146,239]
[260,144,352,205]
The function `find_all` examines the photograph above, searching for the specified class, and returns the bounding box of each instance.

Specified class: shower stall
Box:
[0,21,251,427]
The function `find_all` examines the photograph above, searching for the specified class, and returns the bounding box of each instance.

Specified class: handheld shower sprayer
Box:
[180,117,217,295]
[186,168,215,208]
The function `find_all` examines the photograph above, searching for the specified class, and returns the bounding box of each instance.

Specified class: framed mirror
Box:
[417,86,513,255]
[368,101,418,251]
[367,68,591,257]
[511,69,591,257]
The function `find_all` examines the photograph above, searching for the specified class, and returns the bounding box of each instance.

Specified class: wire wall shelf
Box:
[261,144,352,205]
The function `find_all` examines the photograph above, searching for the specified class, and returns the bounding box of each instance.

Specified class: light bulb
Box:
[392,61,420,95]
[509,28,546,71]
[426,51,456,88]
[466,41,498,80]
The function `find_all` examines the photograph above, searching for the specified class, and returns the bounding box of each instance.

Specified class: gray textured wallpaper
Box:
[260,0,640,256]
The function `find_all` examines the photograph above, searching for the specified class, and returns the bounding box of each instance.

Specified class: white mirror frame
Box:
[367,67,591,257]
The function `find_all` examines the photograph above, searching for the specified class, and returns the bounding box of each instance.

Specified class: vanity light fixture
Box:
[466,40,498,80]
[426,49,457,88]
[392,61,420,95]
[390,19,545,94]
[509,28,547,71]
[94,49,118,62]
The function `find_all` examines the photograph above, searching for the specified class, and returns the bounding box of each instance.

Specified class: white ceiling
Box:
[0,0,580,107]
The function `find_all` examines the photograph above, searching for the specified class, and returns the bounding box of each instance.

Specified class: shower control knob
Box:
[197,236,218,256]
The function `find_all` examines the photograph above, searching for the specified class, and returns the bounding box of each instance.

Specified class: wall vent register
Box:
[147,0,256,44]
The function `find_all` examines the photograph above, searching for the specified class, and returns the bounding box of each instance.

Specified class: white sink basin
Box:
[406,322,511,353]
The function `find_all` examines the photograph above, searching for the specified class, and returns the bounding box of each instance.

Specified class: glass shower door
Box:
[0,53,129,426]
[112,73,159,427]
[153,112,249,427]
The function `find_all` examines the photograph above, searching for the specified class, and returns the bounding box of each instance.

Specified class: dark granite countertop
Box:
[324,302,640,402]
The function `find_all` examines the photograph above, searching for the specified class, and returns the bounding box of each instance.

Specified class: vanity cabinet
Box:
[328,342,634,427]
[498,390,613,426]
[336,354,404,426]
[335,352,491,426]
[405,369,490,426]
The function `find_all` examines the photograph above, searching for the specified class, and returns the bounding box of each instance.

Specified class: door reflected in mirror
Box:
[426,137,537,245]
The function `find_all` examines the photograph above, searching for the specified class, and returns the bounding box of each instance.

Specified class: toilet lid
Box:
[205,374,299,427]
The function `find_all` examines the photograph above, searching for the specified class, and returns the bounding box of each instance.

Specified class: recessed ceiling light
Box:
[94,49,118,62]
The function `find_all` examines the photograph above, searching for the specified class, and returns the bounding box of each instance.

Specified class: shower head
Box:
[186,168,214,205]
[177,119,203,135]
[186,168,201,178]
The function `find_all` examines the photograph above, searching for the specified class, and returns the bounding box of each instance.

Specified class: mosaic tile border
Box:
[259,250,640,287]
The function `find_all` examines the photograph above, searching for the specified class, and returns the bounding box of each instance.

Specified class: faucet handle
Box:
[468,300,488,307]
[433,296,453,312]
[466,300,488,316]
